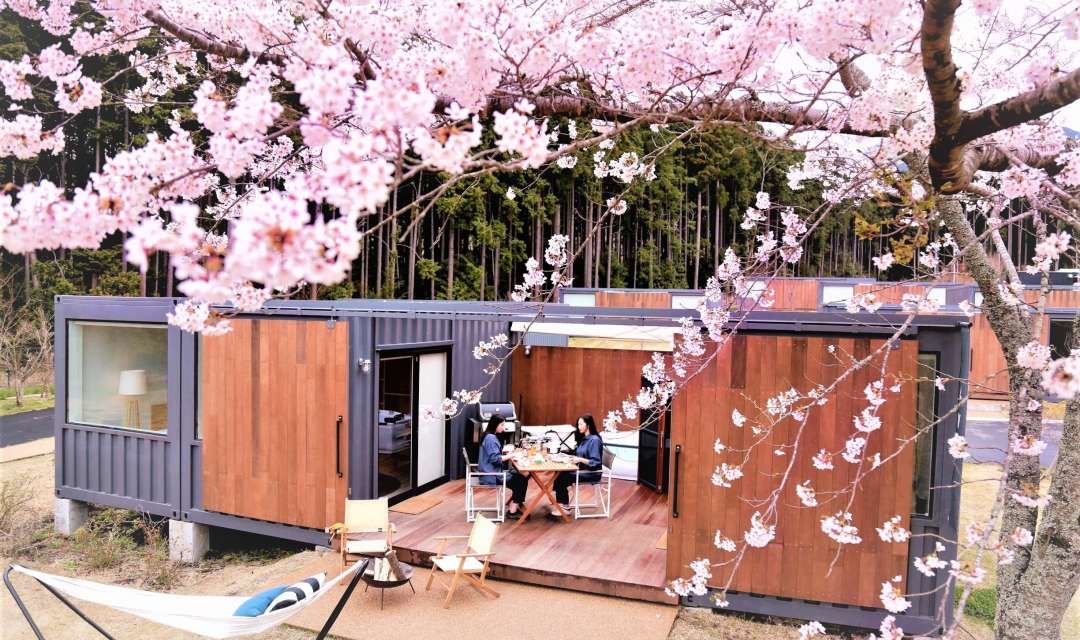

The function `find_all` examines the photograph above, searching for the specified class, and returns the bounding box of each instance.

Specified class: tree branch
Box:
[143,10,286,66]
[960,66,1080,144]
[921,0,966,190]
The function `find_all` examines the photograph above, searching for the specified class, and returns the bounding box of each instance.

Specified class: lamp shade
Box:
[117,369,147,396]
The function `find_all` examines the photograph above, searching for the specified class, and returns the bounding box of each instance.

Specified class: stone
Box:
[54,497,89,536]
[168,520,209,563]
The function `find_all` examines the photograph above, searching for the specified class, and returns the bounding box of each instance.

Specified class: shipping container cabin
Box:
[54,295,968,634]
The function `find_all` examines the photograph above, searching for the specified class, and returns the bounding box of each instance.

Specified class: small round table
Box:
[359,558,416,610]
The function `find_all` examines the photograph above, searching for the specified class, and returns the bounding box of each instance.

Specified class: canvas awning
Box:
[510,321,679,351]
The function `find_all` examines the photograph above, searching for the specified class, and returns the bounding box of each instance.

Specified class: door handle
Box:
[336,415,344,478]
[672,444,681,518]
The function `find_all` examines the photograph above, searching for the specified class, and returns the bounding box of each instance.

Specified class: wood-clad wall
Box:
[853,283,927,304]
[666,334,918,609]
[969,313,1010,397]
[764,279,821,310]
[968,288,1080,398]
[510,346,651,427]
[594,290,673,309]
[201,319,349,529]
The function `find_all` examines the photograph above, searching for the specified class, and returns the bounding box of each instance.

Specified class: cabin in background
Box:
[53,295,968,634]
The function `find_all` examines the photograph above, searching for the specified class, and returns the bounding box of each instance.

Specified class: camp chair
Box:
[326,498,395,574]
[462,447,507,522]
[425,514,499,608]
[571,448,615,519]
[4,560,366,640]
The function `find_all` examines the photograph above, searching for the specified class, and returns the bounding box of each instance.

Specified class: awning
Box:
[510,321,679,351]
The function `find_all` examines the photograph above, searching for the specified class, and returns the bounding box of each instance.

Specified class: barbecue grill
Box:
[468,401,519,455]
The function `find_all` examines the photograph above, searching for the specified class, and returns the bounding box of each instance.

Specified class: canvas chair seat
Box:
[344,538,389,555]
[431,555,485,573]
[425,514,500,608]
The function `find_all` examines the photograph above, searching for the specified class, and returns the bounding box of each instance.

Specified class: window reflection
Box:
[912,352,939,516]
[67,321,168,432]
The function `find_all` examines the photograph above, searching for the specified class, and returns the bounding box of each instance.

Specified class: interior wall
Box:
[510,346,652,427]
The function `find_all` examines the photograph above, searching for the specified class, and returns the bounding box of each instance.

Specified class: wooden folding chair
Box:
[424,514,499,608]
[326,498,395,575]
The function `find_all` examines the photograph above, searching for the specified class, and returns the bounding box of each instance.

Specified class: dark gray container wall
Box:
[54,297,181,518]
[451,319,513,477]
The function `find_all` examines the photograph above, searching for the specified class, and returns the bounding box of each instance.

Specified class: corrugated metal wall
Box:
[54,297,181,518]
[376,316,452,346]
[59,426,173,508]
[450,318,512,476]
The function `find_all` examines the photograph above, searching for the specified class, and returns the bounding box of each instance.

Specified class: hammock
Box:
[4,560,367,640]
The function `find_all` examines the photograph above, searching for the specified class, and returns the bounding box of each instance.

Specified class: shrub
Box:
[956,586,997,626]
[0,474,43,556]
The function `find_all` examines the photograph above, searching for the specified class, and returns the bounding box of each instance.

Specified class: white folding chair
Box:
[571,448,614,519]
[462,448,506,522]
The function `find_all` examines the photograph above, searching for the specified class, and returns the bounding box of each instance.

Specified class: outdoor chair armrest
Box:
[451,552,494,560]
[326,522,346,535]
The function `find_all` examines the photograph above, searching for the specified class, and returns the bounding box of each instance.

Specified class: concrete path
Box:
[964,419,1063,466]
[0,408,53,447]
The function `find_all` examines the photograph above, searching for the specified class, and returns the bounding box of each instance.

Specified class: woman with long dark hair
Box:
[477,414,529,518]
[551,414,604,515]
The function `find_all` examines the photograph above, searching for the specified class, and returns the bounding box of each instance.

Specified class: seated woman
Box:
[477,415,529,519]
[551,414,604,517]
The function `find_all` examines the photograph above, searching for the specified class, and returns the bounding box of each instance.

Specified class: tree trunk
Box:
[997,310,1080,640]
[447,228,455,300]
[584,201,593,288]
[376,207,384,297]
[694,191,703,288]
[606,221,612,288]
[493,244,501,300]
[407,217,417,300]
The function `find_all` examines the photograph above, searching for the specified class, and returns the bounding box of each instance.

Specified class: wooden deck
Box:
[389,479,675,604]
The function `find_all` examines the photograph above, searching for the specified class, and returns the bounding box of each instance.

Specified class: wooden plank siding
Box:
[200,319,349,529]
[762,279,820,310]
[667,334,918,609]
[968,288,1080,398]
[853,283,928,305]
[510,346,652,427]
[594,290,673,309]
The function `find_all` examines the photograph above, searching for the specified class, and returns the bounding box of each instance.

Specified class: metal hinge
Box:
[347,487,352,497]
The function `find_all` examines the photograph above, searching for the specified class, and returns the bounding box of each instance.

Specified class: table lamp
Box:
[118,369,147,428]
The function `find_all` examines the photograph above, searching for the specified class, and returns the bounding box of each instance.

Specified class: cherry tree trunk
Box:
[996,313,1080,640]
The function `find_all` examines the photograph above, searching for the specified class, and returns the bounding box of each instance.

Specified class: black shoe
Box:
[506,510,522,520]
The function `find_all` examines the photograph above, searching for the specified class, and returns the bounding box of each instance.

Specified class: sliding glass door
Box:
[377,350,450,499]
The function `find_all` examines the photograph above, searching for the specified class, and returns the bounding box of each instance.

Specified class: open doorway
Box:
[377,350,449,500]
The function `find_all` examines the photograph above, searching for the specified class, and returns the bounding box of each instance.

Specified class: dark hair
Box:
[575,414,599,443]
[484,414,505,436]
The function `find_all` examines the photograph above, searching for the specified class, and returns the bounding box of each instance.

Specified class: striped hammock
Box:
[6,561,363,639]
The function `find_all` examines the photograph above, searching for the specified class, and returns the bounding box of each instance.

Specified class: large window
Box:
[912,352,939,516]
[67,321,168,432]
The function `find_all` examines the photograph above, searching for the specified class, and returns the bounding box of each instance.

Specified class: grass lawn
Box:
[958,463,1080,639]
[0,385,54,417]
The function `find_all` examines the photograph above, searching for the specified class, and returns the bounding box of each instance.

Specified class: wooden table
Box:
[509,455,579,530]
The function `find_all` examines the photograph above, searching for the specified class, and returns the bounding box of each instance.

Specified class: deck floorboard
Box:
[388,479,674,604]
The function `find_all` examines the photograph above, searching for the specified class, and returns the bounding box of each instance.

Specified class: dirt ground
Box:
[2,454,1077,640]
[1,453,319,640]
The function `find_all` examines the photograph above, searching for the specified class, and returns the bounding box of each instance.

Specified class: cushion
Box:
[233,586,287,617]
[267,573,326,612]
[432,555,485,573]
